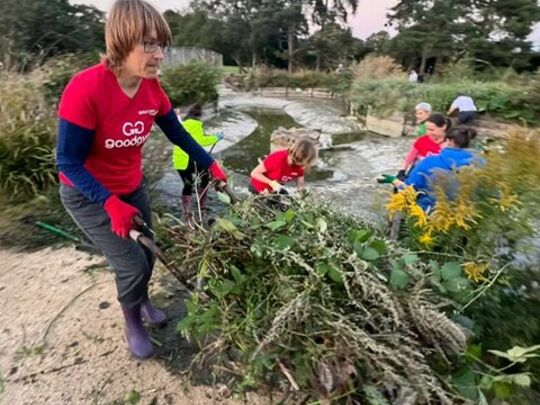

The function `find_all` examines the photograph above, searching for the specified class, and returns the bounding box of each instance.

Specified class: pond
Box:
[154,102,412,222]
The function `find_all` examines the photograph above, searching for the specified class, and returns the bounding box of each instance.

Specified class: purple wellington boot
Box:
[140,299,167,327]
[121,304,154,359]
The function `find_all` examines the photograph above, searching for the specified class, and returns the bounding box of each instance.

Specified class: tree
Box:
[0,0,104,69]
[305,23,356,70]
[307,0,359,70]
[365,31,391,55]
[192,0,308,71]
[387,0,540,73]
[387,0,462,74]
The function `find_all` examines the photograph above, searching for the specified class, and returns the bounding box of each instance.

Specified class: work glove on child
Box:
[104,195,140,238]
[376,174,397,184]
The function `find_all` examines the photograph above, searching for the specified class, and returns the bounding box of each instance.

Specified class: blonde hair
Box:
[289,138,318,169]
[103,0,172,71]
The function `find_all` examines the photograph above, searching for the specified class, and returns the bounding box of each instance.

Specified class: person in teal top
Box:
[414,102,432,136]
[173,104,224,226]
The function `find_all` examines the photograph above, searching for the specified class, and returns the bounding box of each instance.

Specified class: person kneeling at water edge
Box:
[173,103,224,227]
[394,112,450,181]
[379,127,479,212]
[56,0,228,360]
[250,138,318,195]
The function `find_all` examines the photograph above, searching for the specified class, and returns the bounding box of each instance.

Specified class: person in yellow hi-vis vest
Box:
[173,104,224,226]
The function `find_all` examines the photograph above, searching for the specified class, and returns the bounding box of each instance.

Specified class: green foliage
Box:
[160,61,220,107]
[244,68,346,92]
[0,0,104,69]
[387,0,540,72]
[0,71,57,198]
[40,53,98,104]
[387,132,540,399]
[167,197,470,402]
[350,77,540,124]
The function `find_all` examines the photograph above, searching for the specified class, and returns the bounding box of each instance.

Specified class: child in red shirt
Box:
[250,138,318,194]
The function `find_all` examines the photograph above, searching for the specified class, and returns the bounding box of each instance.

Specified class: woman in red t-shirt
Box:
[250,138,318,194]
[55,0,228,360]
[396,113,451,180]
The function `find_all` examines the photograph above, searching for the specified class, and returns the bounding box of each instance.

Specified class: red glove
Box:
[209,161,228,183]
[104,195,140,238]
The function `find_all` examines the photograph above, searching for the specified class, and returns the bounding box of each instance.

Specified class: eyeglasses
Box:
[143,41,167,54]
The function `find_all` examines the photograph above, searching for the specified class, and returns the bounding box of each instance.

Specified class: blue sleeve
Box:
[155,109,214,169]
[406,161,429,191]
[56,119,112,205]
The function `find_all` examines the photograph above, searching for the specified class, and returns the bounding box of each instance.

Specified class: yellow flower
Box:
[418,231,435,247]
[403,186,418,204]
[463,262,489,283]
[409,203,428,228]
[453,196,480,231]
[386,191,407,217]
[494,183,520,212]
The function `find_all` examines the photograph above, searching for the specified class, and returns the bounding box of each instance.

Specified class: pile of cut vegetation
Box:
[160,196,469,403]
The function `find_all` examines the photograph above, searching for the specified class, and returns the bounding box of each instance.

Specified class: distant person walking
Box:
[408,69,418,83]
[447,93,477,124]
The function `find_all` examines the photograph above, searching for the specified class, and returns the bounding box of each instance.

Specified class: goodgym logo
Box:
[122,121,145,136]
[105,121,150,149]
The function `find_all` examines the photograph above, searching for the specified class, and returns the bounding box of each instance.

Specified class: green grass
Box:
[0,190,84,252]
[221,65,240,74]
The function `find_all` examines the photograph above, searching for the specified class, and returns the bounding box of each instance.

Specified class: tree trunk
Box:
[233,55,243,74]
[315,0,329,72]
[419,44,430,75]
[251,51,257,68]
[287,24,295,73]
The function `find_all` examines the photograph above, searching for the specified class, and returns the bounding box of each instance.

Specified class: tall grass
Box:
[0,71,57,198]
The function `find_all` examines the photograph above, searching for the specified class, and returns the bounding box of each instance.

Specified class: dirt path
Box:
[0,247,268,405]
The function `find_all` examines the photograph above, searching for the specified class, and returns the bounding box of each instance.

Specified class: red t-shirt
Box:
[58,63,171,195]
[250,149,305,193]
[413,135,442,159]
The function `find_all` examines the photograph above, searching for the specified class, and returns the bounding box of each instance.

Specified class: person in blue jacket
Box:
[381,126,479,212]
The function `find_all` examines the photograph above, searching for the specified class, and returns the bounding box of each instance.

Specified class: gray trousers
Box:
[59,180,155,308]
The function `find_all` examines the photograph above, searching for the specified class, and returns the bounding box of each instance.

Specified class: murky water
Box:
[153,99,411,222]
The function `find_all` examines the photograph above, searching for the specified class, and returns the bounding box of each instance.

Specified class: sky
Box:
[73,0,540,44]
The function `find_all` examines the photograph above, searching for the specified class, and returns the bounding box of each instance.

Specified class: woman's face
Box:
[415,108,430,123]
[122,30,164,79]
[426,121,446,143]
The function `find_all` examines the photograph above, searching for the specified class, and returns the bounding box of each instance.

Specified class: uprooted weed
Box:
[160,196,469,403]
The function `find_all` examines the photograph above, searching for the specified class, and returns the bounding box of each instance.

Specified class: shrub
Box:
[385,131,540,400]
[350,78,539,124]
[0,71,57,198]
[244,67,344,92]
[40,53,98,104]
[166,197,471,403]
[160,61,220,107]
[353,54,405,80]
